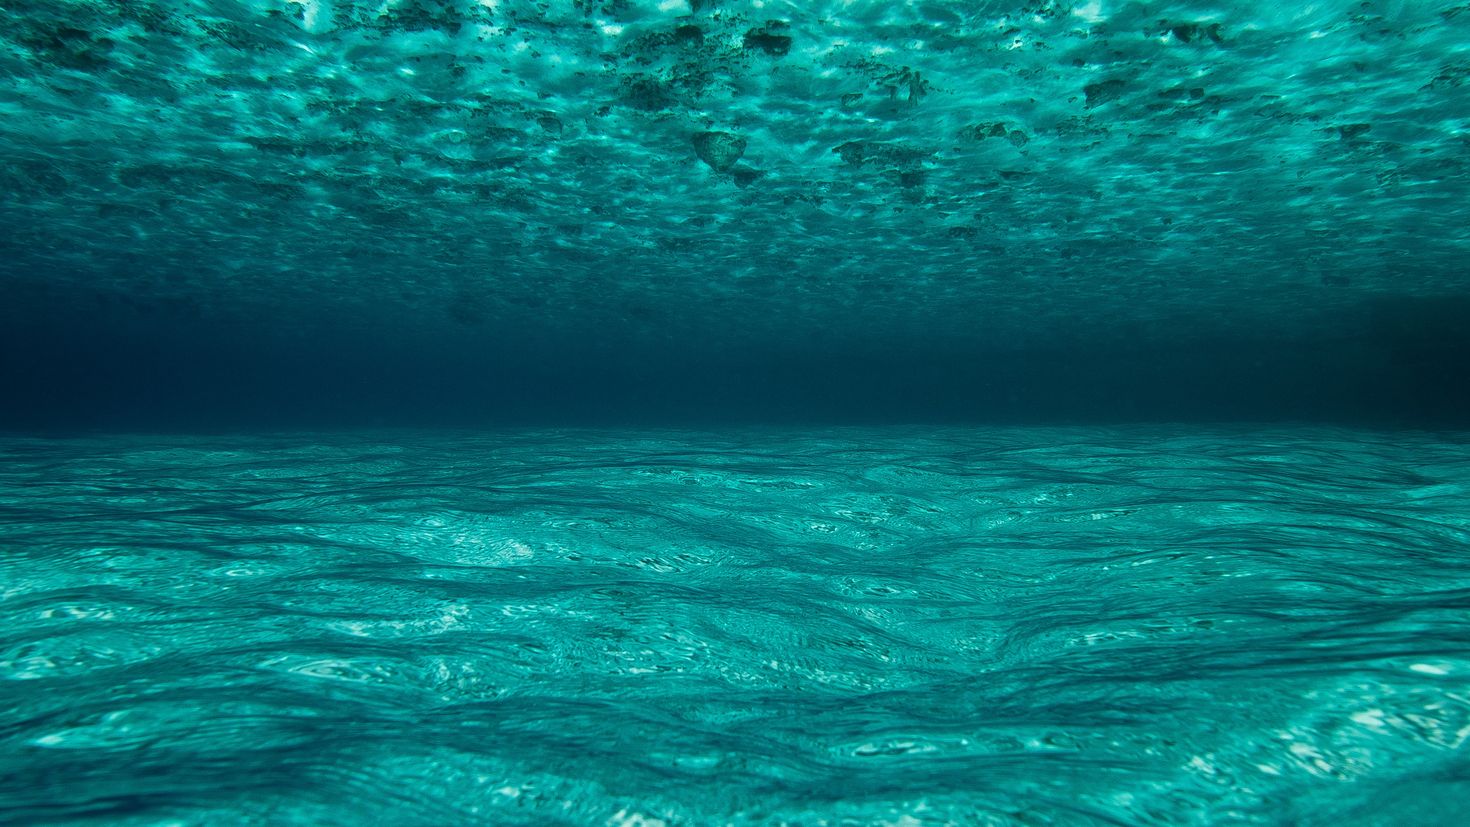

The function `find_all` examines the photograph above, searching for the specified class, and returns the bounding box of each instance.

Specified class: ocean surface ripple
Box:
[2,427,1468,826]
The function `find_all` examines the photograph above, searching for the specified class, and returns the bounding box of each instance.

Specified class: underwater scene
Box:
[2,1,1470,825]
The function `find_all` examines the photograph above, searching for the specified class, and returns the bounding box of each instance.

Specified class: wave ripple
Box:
[3,426,1469,826]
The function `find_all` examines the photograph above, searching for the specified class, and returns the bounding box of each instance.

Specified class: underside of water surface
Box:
[1,0,1469,424]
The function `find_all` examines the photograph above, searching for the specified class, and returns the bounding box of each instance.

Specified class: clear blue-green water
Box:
[4,0,1470,822]
[4,427,1469,825]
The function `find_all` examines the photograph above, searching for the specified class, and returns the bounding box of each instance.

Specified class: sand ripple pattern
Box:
[2,427,1469,826]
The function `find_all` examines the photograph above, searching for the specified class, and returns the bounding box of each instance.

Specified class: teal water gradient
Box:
[3,426,1468,825]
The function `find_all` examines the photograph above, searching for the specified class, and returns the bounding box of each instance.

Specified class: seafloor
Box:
[2,426,1467,825]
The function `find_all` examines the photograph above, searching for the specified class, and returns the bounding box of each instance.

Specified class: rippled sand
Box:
[3,427,1468,825]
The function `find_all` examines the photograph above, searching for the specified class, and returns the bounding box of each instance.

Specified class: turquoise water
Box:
[3,0,1469,355]
[4,426,1469,825]
[4,0,1470,821]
